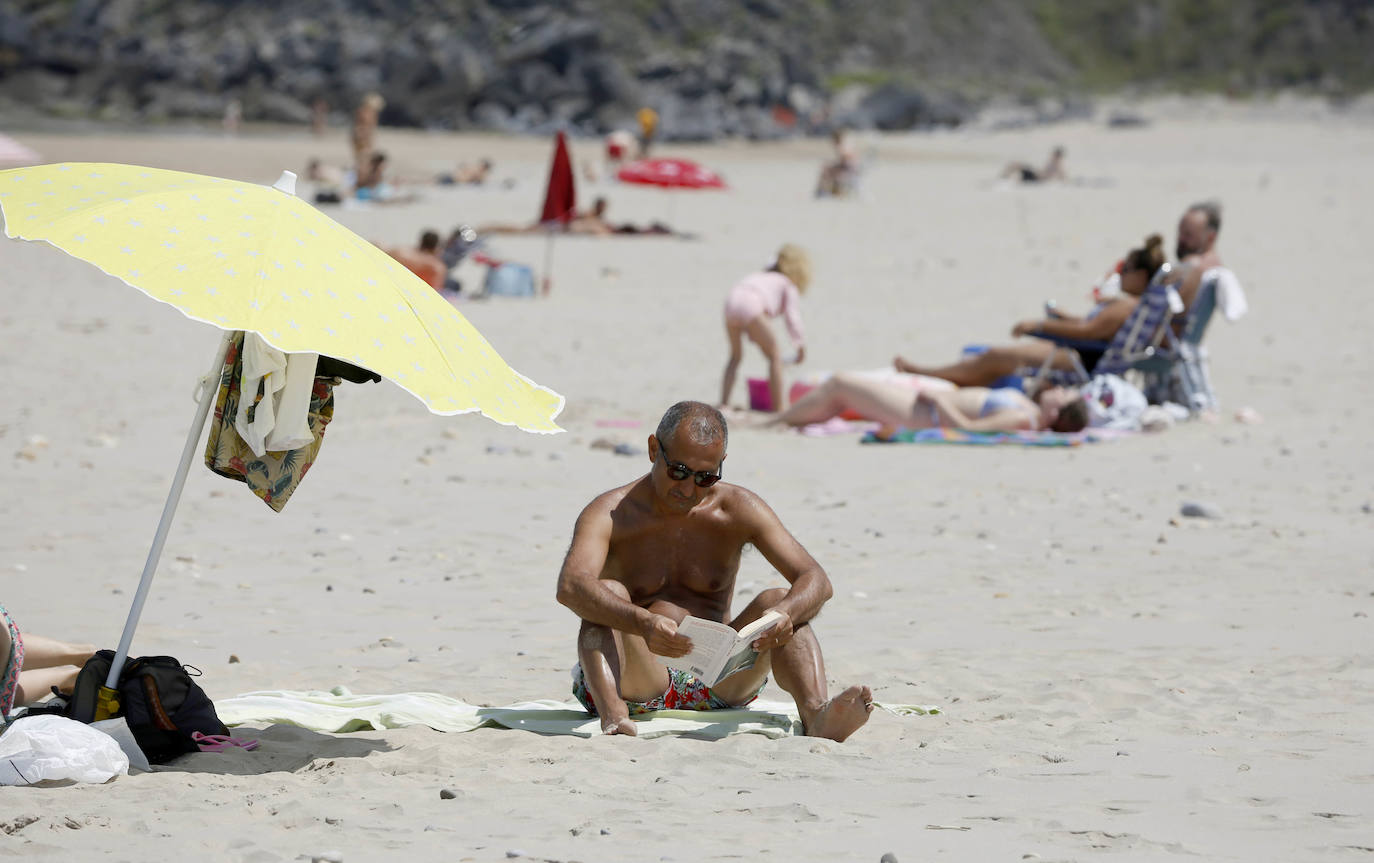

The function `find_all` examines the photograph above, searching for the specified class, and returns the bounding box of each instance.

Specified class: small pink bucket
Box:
[746,377,773,412]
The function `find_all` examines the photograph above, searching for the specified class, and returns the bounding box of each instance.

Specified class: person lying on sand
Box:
[894,233,1168,387]
[1002,146,1067,184]
[556,401,873,740]
[437,159,492,186]
[768,373,1088,435]
[479,197,681,238]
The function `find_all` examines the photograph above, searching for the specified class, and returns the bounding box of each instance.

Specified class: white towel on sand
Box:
[216,687,938,740]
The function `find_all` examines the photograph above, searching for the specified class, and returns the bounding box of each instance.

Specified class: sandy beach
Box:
[2,99,1373,860]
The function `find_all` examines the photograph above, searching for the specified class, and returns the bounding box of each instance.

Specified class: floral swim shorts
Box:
[571,664,765,716]
[1,604,24,722]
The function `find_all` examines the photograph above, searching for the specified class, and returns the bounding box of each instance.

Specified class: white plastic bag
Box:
[92,717,152,773]
[0,715,130,785]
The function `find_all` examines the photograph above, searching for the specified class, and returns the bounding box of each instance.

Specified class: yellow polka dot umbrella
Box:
[0,162,563,714]
[0,162,563,430]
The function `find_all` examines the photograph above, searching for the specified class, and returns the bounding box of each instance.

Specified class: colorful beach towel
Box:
[1,604,23,724]
[861,427,1129,447]
[215,687,938,740]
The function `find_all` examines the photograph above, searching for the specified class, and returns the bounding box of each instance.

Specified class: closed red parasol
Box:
[617,157,727,189]
[538,130,576,224]
[535,131,576,294]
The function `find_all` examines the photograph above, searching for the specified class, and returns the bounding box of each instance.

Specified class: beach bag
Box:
[63,650,229,764]
[483,262,536,297]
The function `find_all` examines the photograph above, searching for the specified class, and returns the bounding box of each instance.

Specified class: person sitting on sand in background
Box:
[769,373,1089,435]
[385,229,447,292]
[893,234,1168,387]
[2,604,96,723]
[556,401,873,739]
[1002,146,1067,184]
[720,244,811,413]
[353,151,389,198]
[815,128,859,198]
[352,152,416,203]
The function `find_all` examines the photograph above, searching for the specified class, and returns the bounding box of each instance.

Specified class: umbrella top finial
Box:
[272,171,297,196]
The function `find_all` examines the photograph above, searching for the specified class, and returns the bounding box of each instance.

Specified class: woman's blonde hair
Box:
[774,243,812,293]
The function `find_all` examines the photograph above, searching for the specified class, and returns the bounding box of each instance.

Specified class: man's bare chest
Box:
[605,523,743,602]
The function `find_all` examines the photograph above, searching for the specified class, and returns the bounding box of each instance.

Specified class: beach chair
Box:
[1024,263,1183,391]
[1133,270,1220,412]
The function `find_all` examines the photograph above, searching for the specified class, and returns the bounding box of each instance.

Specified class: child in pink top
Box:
[720,244,812,412]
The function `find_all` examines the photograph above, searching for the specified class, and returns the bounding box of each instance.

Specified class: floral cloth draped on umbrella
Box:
[204,333,335,512]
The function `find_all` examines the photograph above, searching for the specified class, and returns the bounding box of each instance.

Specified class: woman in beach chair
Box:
[2,604,96,723]
[768,373,1089,434]
[894,234,1168,387]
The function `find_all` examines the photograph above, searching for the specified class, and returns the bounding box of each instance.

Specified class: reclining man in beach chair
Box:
[556,401,873,740]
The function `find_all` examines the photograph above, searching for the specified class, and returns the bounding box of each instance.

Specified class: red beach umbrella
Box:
[538,131,576,224]
[535,131,576,294]
[617,157,727,189]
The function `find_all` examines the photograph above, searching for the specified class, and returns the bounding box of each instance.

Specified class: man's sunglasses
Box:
[656,437,722,487]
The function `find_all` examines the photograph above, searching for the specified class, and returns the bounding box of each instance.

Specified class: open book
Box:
[653,611,783,687]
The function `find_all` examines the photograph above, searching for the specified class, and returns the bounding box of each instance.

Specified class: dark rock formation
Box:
[0,1,1368,138]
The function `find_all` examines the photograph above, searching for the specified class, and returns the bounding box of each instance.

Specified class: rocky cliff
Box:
[0,0,1369,138]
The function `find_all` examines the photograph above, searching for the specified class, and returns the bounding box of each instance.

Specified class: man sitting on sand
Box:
[556,401,873,740]
[385,229,447,292]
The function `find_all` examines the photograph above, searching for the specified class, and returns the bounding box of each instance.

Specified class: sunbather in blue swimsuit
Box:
[979,387,1025,417]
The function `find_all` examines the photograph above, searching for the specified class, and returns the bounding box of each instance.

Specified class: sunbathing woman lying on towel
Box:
[894,234,1168,387]
[769,373,1088,434]
[767,373,1089,434]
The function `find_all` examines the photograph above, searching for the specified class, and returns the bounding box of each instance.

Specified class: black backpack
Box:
[64,649,230,764]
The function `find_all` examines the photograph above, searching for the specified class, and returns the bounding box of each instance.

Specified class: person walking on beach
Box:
[556,401,873,739]
[719,244,811,413]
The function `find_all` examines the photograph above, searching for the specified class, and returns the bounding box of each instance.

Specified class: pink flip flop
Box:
[191,731,260,752]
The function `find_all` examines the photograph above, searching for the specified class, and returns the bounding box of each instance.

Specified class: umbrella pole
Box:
[541,228,555,296]
[96,331,234,717]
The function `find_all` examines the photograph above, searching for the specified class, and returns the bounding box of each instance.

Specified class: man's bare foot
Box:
[893,356,917,374]
[803,685,874,742]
